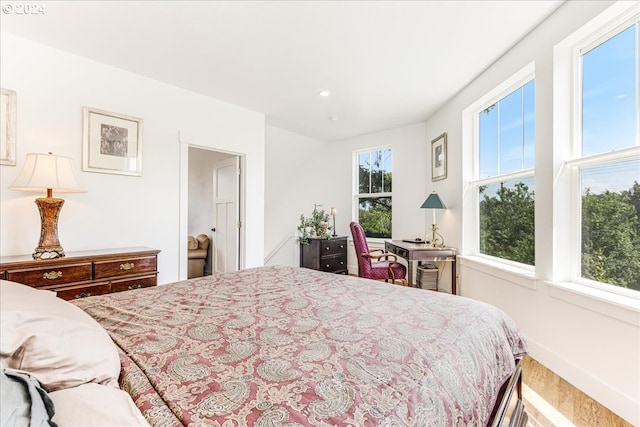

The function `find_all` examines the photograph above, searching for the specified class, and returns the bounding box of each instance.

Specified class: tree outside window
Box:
[578,21,640,291]
[356,148,392,238]
[476,80,535,266]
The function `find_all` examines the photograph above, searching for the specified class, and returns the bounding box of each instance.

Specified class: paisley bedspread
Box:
[73,265,527,427]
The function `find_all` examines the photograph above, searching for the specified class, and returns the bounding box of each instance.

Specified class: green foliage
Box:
[358,150,392,238]
[479,182,535,265]
[297,204,332,245]
[479,179,640,291]
[359,197,392,238]
[582,182,640,291]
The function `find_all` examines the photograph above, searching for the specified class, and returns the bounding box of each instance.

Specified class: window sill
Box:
[458,255,537,290]
[546,281,640,326]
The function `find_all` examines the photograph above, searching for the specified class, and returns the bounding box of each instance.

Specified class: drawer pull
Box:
[120,262,135,271]
[43,271,62,280]
[74,292,91,299]
[325,247,330,251]
[127,284,142,290]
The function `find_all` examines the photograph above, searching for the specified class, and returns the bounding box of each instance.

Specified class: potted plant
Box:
[297,204,332,245]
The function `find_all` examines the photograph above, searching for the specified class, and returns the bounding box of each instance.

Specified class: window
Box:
[472,76,536,266]
[354,147,392,238]
[569,17,640,292]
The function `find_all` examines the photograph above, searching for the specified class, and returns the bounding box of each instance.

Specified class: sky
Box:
[479,21,639,196]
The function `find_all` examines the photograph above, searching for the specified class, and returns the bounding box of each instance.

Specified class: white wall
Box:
[264,126,334,266]
[0,33,266,282]
[424,1,639,424]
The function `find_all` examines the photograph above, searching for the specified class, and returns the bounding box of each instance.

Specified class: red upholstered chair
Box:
[350,221,408,286]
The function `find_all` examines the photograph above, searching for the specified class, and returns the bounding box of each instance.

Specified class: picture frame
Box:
[431,132,447,181]
[1,88,17,166]
[82,107,143,176]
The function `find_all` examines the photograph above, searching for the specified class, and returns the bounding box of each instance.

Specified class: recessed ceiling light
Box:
[318,90,330,97]
[329,116,339,121]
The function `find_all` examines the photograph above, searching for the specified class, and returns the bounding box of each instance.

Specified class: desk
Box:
[384,241,457,295]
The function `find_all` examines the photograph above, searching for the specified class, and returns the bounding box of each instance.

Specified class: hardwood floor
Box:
[522,356,632,427]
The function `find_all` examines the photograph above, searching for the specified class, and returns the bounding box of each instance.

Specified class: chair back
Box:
[350,221,373,278]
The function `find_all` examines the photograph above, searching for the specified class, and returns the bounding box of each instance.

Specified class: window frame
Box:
[463,62,536,271]
[565,11,640,297]
[352,146,393,240]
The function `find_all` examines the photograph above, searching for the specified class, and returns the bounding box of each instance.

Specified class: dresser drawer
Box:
[47,282,111,301]
[319,255,347,273]
[6,262,93,288]
[319,239,347,257]
[94,255,157,279]
[110,275,157,293]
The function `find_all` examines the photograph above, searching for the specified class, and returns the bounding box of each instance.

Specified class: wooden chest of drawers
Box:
[0,247,160,300]
[300,236,348,274]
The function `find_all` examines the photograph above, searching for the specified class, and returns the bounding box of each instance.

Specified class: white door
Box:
[213,156,240,273]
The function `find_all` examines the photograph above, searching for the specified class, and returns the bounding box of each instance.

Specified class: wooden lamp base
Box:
[33,197,66,260]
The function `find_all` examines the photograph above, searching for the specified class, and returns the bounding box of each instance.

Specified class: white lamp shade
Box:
[9,153,85,193]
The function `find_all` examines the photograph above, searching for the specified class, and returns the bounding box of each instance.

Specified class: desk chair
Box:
[350,221,408,286]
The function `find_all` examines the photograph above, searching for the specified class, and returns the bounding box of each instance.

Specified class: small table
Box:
[385,240,457,294]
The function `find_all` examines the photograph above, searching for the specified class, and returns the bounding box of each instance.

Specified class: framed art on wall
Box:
[83,107,143,176]
[1,88,17,166]
[431,132,447,181]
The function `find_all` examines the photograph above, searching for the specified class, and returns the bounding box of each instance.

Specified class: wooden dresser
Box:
[300,236,348,275]
[0,247,160,300]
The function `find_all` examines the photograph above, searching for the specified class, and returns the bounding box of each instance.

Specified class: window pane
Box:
[358,196,392,238]
[479,104,498,178]
[479,79,534,178]
[371,150,383,193]
[523,80,535,169]
[581,159,640,291]
[382,148,392,192]
[478,177,535,265]
[358,152,370,194]
[582,23,637,156]
[499,88,524,175]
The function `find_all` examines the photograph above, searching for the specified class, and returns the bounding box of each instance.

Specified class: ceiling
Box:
[0,1,564,141]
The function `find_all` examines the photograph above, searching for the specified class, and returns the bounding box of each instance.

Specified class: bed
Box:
[1,265,528,426]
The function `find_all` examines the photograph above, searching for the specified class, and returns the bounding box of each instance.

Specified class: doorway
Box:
[187,146,242,277]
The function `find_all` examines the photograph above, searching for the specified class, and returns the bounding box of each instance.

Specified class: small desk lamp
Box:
[9,152,85,260]
[421,191,446,248]
[330,207,337,237]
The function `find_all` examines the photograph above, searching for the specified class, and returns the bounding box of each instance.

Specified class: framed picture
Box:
[83,107,143,176]
[431,132,447,181]
[1,88,17,166]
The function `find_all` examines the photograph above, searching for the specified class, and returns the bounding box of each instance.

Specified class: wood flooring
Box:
[522,355,632,427]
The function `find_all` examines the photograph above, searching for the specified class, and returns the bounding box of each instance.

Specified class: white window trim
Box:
[352,145,393,238]
[462,61,536,273]
[553,0,640,301]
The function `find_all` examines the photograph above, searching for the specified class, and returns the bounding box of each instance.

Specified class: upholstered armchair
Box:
[188,234,210,279]
[350,221,408,286]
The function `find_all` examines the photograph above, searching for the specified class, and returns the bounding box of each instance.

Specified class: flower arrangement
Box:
[297,204,332,245]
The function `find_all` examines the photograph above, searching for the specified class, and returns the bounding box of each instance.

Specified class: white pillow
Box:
[0,279,56,302]
[50,383,150,427]
[0,280,120,391]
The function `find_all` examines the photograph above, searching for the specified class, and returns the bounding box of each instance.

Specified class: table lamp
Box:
[9,152,86,259]
[420,191,446,248]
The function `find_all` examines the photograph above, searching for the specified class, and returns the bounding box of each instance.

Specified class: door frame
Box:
[179,141,246,280]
